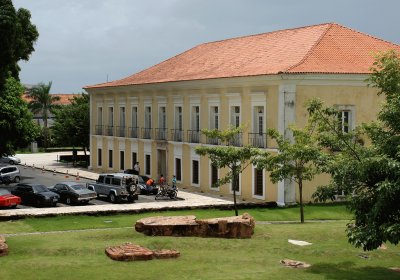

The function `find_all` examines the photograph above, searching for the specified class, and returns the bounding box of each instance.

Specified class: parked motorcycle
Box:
[155,185,178,200]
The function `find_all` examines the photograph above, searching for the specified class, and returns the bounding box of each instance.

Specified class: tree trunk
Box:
[43,117,48,149]
[299,179,304,223]
[233,171,238,216]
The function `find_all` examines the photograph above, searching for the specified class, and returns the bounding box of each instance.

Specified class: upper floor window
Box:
[253,106,264,134]
[191,106,200,131]
[337,106,354,133]
[159,106,166,128]
[175,106,183,130]
[338,110,351,133]
[108,107,114,126]
[145,106,152,128]
[231,106,240,128]
[131,106,138,128]
[210,106,219,130]
[97,107,103,125]
[119,107,125,127]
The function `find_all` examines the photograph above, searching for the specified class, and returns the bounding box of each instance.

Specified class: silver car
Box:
[0,156,21,165]
[0,165,21,183]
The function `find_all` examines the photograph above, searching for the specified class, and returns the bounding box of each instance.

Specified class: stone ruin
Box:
[135,213,255,239]
[0,235,8,257]
[280,259,311,268]
[105,243,180,261]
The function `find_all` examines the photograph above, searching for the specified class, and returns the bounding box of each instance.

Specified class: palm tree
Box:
[27,81,60,148]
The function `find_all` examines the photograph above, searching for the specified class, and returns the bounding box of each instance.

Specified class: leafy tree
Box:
[52,94,90,154]
[310,50,400,250]
[0,77,39,156]
[255,119,323,223]
[0,0,38,89]
[27,81,60,149]
[195,127,260,216]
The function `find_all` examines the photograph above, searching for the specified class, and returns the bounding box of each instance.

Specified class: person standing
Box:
[171,175,177,189]
[159,174,165,187]
[133,162,140,175]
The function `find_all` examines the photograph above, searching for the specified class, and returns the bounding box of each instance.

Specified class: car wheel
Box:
[109,193,118,203]
[9,160,14,165]
[14,176,20,183]
[66,197,71,205]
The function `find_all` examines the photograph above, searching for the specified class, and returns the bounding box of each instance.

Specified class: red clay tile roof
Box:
[22,93,80,105]
[85,23,400,89]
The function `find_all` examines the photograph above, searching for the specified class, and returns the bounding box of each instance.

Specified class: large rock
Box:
[105,243,153,261]
[105,243,180,261]
[135,213,255,238]
[0,236,8,257]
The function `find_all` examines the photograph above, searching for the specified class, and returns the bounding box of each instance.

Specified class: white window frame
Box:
[209,105,219,130]
[174,157,182,183]
[252,165,265,200]
[336,105,355,133]
[145,153,151,176]
[209,160,220,191]
[131,106,138,128]
[144,106,152,129]
[97,107,103,126]
[230,105,241,128]
[108,106,114,126]
[174,105,183,130]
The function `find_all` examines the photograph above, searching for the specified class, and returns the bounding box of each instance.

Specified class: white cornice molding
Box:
[86,73,371,94]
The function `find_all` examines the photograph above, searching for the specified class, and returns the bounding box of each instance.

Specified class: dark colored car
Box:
[12,183,59,207]
[0,188,21,208]
[137,175,158,195]
[50,182,97,205]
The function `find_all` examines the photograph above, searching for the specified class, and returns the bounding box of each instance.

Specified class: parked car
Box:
[0,188,21,208]
[87,173,139,203]
[137,175,158,195]
[49,182,97,205]
[0,155,21,165]
[0,165,21,183]
[12,183,59,207]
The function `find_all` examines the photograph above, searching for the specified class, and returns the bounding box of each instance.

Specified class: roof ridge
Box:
[201,22,334,46]
[283,23,334,73]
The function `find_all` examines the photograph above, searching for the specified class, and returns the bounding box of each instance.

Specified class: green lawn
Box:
[0,205,398,280]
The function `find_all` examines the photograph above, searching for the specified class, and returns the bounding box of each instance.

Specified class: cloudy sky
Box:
[13,0,400,94]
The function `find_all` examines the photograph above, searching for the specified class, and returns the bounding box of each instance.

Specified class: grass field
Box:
[0,205,399,280]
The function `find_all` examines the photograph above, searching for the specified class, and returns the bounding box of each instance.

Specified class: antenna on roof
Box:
[106,74,109,82]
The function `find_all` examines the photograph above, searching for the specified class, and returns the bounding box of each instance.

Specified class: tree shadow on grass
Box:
[306,261,399,280]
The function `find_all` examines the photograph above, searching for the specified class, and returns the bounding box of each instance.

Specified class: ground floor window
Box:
[192,160,199,185]
[254,168,264,196]
[108,150,113,168]
[175,158,182,181]
[211,164,218,187]
[120,151,124,170]
[132,152,137,169]
[145,154,151,176]
[98,148,102,167]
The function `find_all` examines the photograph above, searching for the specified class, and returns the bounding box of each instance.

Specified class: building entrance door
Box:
[157,149,167,179]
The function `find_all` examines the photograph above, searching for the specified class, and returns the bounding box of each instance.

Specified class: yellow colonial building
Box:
[84,23,400,205]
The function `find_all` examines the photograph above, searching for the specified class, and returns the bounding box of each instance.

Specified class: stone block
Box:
[135,213,255,238]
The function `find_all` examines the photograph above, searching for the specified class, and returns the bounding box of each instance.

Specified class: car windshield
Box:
[0,189,11,195]
[33,185,49,193]
[71,185,85,190]
[138,177,145,184]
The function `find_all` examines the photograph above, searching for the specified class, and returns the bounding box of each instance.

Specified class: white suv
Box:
[0,165,21,183]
